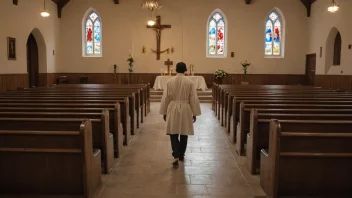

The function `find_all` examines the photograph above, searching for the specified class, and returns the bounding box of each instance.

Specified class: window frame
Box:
[82,9,103,58]
[206,9,227,58]
[264,8,285,59]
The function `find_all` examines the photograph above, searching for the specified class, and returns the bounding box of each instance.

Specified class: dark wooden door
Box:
[27,34,39,88]
[305,54,316,86]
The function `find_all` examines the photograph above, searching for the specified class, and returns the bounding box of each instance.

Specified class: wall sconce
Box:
[171,47,175,53]
[142,46,146,53]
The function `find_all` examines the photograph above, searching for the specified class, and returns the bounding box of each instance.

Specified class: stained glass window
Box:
[207,11,226,57]
[265,10,283,56]
[84,11,102,57]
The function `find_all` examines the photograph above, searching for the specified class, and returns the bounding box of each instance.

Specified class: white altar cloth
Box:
[153,76,208,91]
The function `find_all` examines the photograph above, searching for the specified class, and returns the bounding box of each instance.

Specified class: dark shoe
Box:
[172,158,179,166]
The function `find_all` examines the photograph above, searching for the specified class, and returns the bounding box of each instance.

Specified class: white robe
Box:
[159,73,202,135]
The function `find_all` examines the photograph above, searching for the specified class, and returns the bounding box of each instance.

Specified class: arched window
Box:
[207,9,227,58]
[333,32,341,65]
[265,9,284,57]
[83,9,102,57]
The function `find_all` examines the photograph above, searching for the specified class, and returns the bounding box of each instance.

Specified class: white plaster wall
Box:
[0,0,60,74]
[308,0,352,75]
[58,0,308,74]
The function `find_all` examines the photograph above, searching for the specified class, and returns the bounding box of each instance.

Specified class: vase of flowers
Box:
[240,60,251,84]
[127,54,134,84]
[214,69,227,84]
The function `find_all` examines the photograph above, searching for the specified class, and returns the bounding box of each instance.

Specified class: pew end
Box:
[261,120,352,197]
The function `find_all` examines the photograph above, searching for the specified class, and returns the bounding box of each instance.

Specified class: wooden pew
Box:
[218,86,341,119]
[0,119,102,198]
[0,93,140,132]
[224,93,352,131]
[0,114,114,174]
[0,110,119,172]
[23,83,151,115]
[234,103,352,155]
[214,85,329,116]
[223,92,352,128]
[230,99,352,148]
[247,109,352,174]
[260,120,352,198]
[7,87,147,122]
[0,107,123,158]
[5,90,146,124]
[0,100,132,146]
[0,94,139,132]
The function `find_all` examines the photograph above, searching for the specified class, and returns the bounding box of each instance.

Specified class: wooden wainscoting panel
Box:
[0,74,29,92]
[36,73,306,88]
[39,73,55,87]
[315,75,352,92]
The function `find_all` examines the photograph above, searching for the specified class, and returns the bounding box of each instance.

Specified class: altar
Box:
[153,76,208,91]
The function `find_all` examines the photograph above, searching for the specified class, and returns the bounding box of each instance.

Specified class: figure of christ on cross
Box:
[147,16,171,60]
[164,59,173,74]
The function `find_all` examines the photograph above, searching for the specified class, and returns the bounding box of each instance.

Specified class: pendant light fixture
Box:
[328,0,339,13]
[141,0,162,11]
[40,0,50,17]
[147,18,156,26]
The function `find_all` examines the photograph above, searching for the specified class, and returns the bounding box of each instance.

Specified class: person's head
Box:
[176,62,187,73]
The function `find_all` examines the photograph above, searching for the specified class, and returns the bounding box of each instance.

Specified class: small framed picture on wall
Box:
[7,37,16,60]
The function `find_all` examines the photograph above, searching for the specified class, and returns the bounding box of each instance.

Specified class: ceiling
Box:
[12,0,318,18]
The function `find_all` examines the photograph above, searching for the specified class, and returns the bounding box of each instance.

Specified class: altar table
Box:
[153,76,208,91]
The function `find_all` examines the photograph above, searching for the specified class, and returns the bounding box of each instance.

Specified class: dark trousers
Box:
[170,134,188,159]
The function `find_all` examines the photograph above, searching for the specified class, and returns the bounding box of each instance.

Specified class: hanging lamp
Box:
[40,0,50,17]
[328,0,339,13]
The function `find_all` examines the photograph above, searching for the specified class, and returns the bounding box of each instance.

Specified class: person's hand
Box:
[193,116,197,123]
[163,115,166,122]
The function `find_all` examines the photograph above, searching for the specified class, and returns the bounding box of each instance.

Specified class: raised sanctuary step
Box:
[150,89,212,103]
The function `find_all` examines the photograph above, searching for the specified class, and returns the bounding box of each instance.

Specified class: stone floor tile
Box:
[206,184,253,196]
[176,184,208,195]
[143,183,177,195]
[190,175,214,185]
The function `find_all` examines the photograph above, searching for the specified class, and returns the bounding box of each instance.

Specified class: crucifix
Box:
[164,58,173,74]
[147,16,171,60]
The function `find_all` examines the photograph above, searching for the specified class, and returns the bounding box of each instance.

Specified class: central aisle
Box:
[98,103,258,198]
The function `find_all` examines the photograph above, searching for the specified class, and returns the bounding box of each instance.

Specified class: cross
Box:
[147,16,171,60]
[164,59,173,74]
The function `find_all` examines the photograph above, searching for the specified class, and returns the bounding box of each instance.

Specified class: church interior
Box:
[0,0,352,197]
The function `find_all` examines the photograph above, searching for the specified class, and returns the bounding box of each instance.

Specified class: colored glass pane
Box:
[89,12,98,22]
[86,42,93,54]
[94,20,101,43]
[265,20,273,55]
[269,12,278,21]
[208,12,225,57]
[84,11,102,56]
[265,10,282,56]
[213,13,222,21]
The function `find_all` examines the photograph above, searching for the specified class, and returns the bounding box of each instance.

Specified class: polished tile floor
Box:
[97,103,266,198]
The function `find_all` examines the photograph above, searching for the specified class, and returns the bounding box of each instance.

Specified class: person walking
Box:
[159,62,201,166]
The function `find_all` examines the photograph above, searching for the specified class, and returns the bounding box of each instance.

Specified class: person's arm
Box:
[159,82,171,119]
[189,83,201,122]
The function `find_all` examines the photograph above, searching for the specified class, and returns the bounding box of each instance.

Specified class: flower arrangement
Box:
[214,69,227,80]
[240,60,251,81]
[127,54,134,73]
[127,54,134,84]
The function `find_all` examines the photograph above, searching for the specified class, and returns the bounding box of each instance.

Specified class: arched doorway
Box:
[325,27,340,74]
[27,33,39,87]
